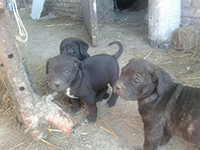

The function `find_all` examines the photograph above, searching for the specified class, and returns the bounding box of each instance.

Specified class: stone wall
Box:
[38,0,200,26]
[181,0,200,26]
[43,0,82,19]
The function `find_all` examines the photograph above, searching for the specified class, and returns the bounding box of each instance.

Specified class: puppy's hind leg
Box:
[96,86,109,102]
[160,129,172,146]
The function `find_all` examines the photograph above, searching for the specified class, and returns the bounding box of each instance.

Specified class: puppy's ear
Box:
[59,40,65,54]
[155,68,172,96]
[74,60,82,68]
[46,58,52,74]
[76,39,89,56]
[74,60,83,78]
[148,67,157,83]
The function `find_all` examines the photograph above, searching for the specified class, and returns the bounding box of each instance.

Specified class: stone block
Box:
[172,26,200,50]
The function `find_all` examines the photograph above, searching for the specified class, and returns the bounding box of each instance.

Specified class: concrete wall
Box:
[181,0,200,26]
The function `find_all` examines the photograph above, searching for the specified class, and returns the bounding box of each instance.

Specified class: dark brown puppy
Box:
[114,58,200,150]
[47,41,123,124]
[60,37,90,61]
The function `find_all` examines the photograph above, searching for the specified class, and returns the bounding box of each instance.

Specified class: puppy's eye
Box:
[132,75,140,84]
[67,46,74,53]
[68,49,74,53]
[49,70,54,75]
[133,78,140,83]
[63,70,70,75]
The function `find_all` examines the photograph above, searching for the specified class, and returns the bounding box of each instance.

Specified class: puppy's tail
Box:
[109,41,123,60]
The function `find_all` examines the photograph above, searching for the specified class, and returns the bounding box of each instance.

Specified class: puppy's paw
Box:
[83,115,96,124]
[103,93,109,99]
[106,99,116,108]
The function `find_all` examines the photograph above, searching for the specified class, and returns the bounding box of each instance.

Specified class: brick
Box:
[181,17,192,26]
[181,0,191,7]
[63,3,69,8]
[69,3,77,8]
[68,0,80,3]
[181,17,200,26]
[55,2,63,8]
[182,7,200,17]
[43,0,81,19]
[192,0,200,8]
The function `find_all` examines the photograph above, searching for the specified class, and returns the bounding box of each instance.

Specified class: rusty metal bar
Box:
[0,7,77,140]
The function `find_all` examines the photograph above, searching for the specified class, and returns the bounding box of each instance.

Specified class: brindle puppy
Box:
[114,58,200,150]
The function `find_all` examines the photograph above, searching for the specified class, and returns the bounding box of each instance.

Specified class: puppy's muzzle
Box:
[50,78,66,91]
[54,80,61,87]
[114,81,125,93]
[114,80,130,100]
[114,79,137,100]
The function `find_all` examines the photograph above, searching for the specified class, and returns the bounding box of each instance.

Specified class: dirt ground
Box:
[0,6,200,150]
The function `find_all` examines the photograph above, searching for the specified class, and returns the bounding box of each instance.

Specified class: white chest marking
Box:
[66,88,78,99]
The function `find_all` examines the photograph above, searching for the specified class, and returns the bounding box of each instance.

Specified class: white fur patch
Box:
[187,123,194,136]
[66,88,78,99]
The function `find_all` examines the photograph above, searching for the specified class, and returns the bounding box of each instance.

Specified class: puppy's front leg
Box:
[143,123,165,150]
[106,93,118,107]
[84,102,97,124]
[160,128,171,146]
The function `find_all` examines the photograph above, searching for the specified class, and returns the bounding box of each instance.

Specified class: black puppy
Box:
[47,41,123,124]
[60,37,90,61]
[114,58,200,150]
[59,37,108,103]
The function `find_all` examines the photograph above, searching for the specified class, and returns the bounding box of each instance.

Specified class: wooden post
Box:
[0,7,77,141]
